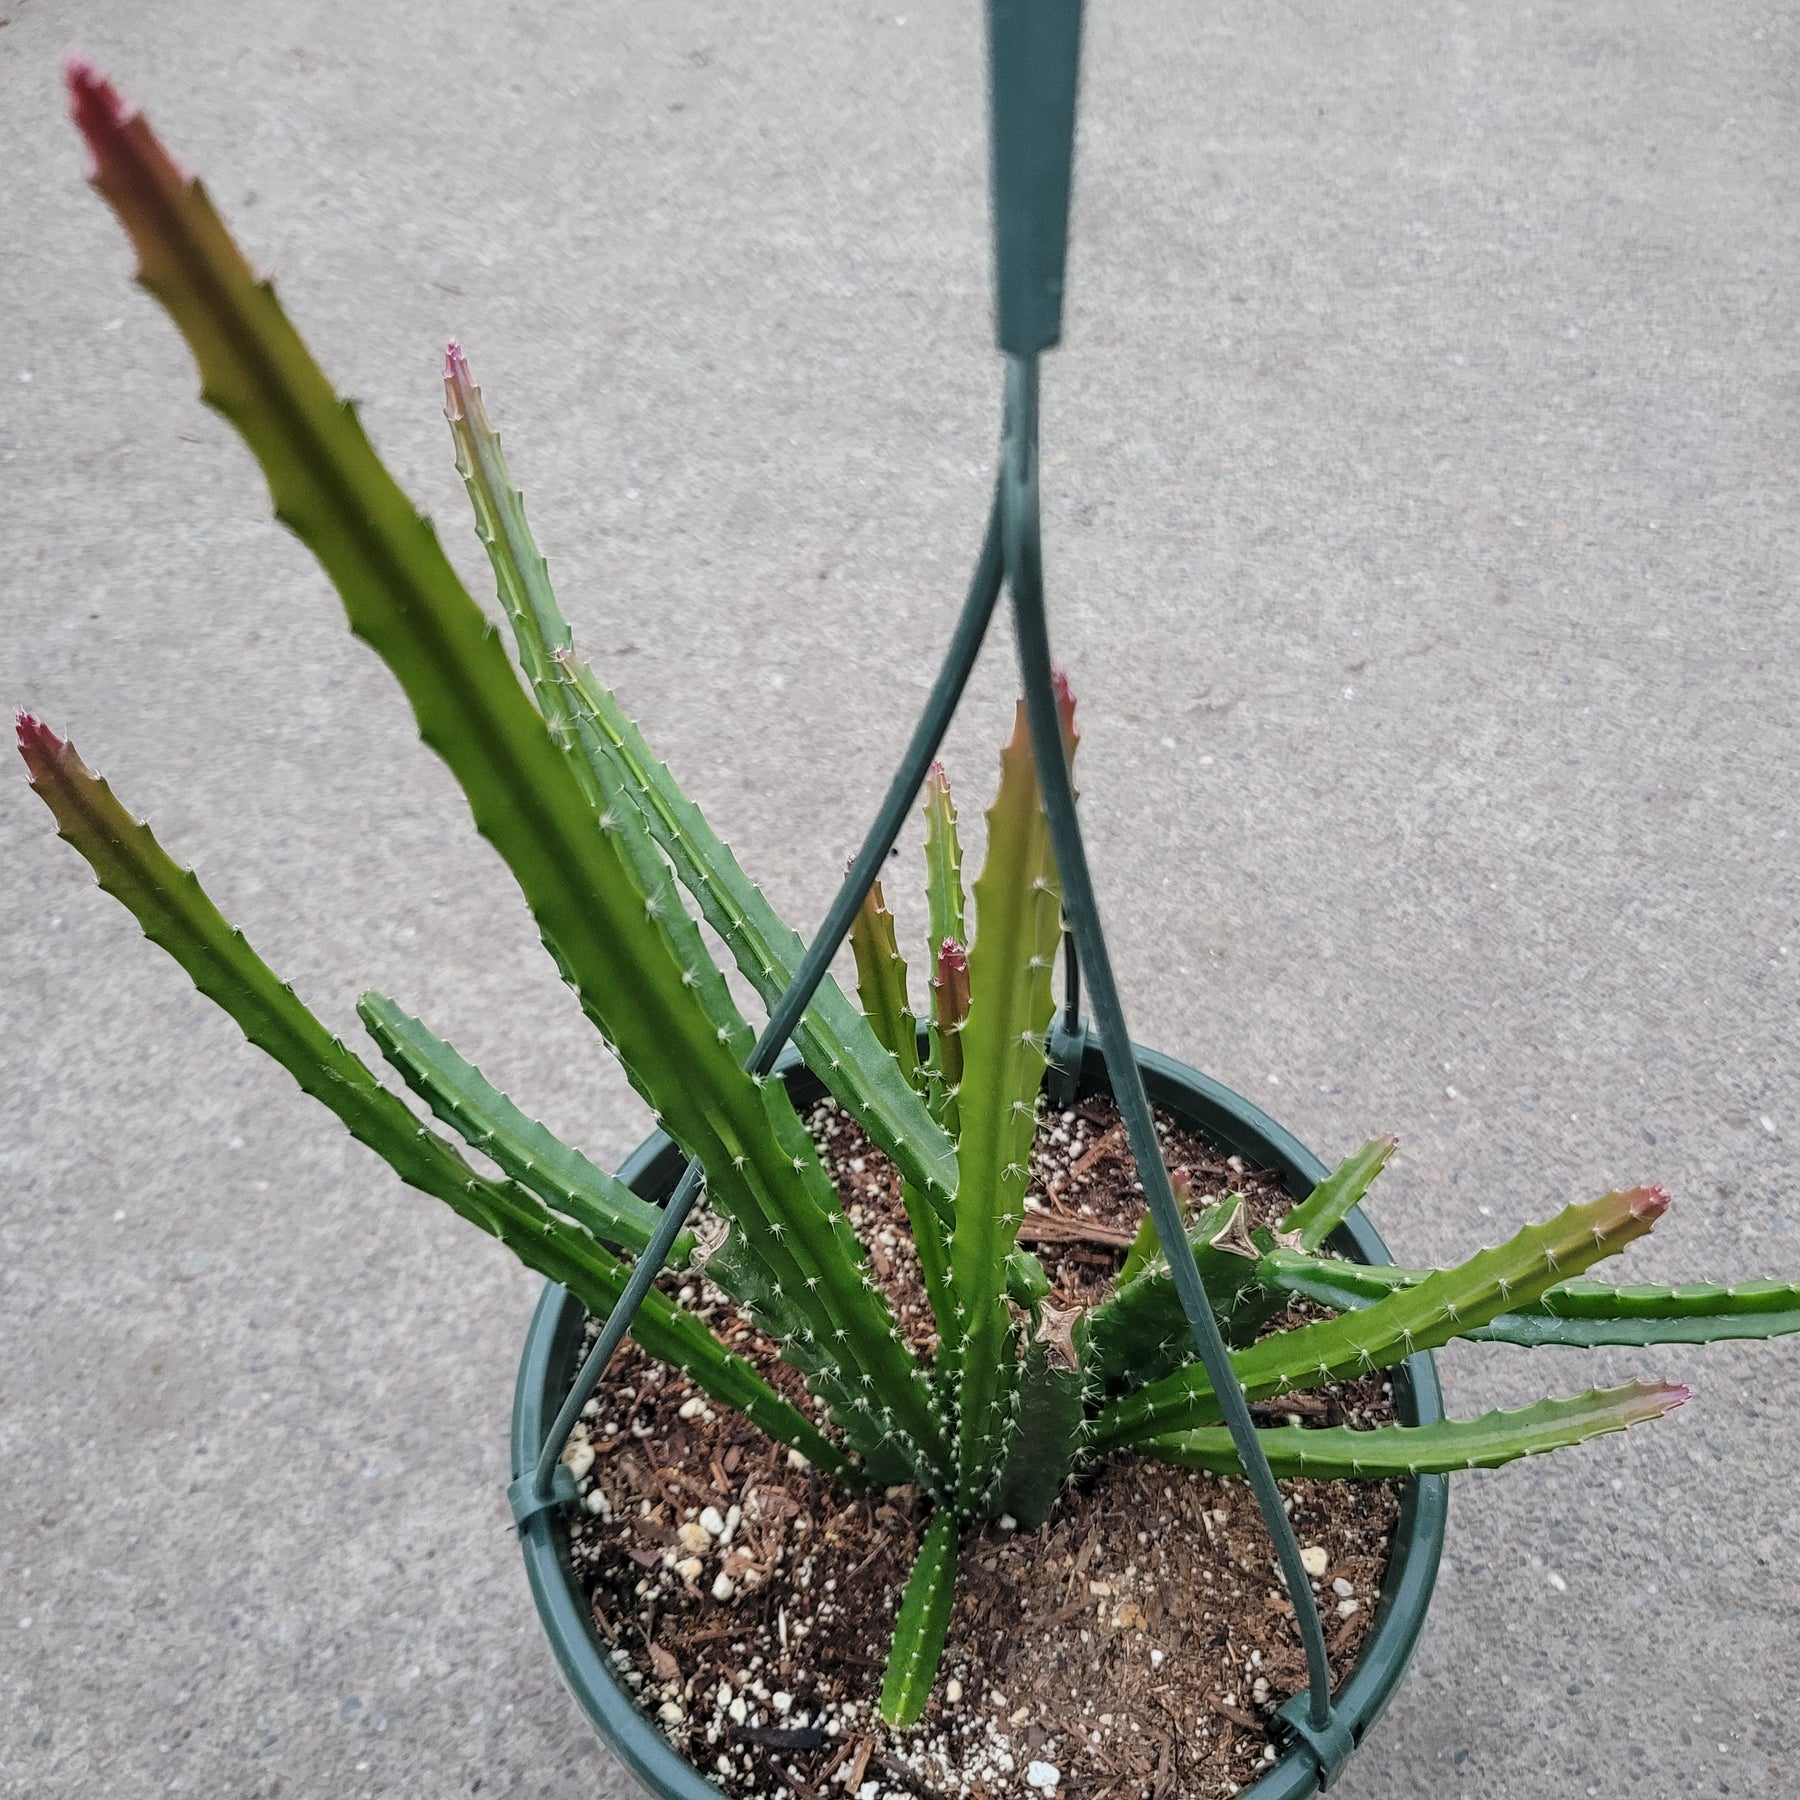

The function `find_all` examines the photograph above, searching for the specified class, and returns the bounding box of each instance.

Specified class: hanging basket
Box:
[512,1042,1448,1800]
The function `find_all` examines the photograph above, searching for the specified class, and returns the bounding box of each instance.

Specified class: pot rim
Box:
[512,1041,1448,1800]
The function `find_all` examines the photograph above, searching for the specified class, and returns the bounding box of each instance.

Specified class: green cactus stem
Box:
[1005,1246,1053,1311]
[950,699,1069,1512]
[994,1300,1088,1528]
[921,762,967,1125]
[929,938,970,1136]
[358,992,690,1263]
[1260,1249,1800,1349]
[1219,1135,1401,1347]
[849,877,921,1087]
[14,714,851,1477]
[1090,1186,1670,1452]
[442,346,958,1222]
[903,1180,959,1367]
[1145,1381,1690,1478]
[922,761,967,956]
[1086,1194,1263,1390]
[1277,1135,1399,1253]
[877,1508,961,1728]
[67,69,949,1490]
[1468,1301,1800,1350]
[1117,1165,1194,1287]
[1252,1251,1414,1312]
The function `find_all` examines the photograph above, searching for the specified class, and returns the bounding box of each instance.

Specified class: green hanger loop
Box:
[987,0,1083,354]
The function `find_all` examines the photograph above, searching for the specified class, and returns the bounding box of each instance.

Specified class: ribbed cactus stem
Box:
[440,341,571,706]
[922,761,966,954]
[950,699,1067,1511]
[1091,1186,1671,1452]
[903,1182,958,1361]
[849,875,920,1087]
[442,340,958,1219]
[358,991,689,1262]
[922,761,969,1127]
[1118,1164,1192,1286]
[1263,1251,1800,1351]
[14,714,850,1478]
[1279,1135,1399,1253]
[994,1300,1089,1527]
[878,1508,960,1727]
[931,937,970,1135]
[1088,1194,1264,1390]
[1145,1381,1691,1478]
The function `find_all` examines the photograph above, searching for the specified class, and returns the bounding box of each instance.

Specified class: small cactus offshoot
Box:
[22,60,1800,1741]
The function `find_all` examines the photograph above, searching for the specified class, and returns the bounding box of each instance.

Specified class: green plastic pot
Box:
[512,1041,1448,1799]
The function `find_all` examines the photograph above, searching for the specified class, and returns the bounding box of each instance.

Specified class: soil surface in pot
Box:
[564,1094,1400,1800]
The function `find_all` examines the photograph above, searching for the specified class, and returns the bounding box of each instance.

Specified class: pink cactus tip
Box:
[1659,1382,1692,1412]
[1627,1185,1672,1222]
[64,58,141,170]
[64,56,188,194]
[15,711,65,760]
[927,759,949,788]
[444,339,471,382]
[1050,664,1079,750]
[65,56,126,125]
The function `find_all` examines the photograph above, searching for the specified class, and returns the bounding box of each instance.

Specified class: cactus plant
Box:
[23,60,1800,1750]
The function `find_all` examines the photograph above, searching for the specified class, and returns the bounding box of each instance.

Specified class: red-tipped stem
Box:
[442,338,486,428]
[66,58,185,195]
[934,938,970,1032]
[16,710,68,767]
[66,57,132,158]
[1050,665,1079,761]
[931,938,969,1120]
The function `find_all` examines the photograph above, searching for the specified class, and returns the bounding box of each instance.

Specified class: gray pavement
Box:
[4,2,1798,1795]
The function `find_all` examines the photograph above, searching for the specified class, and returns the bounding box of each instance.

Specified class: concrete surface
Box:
[4,1,1798,1794]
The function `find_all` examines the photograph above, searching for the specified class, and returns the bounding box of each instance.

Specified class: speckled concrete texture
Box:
[3,2,1797,1795]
